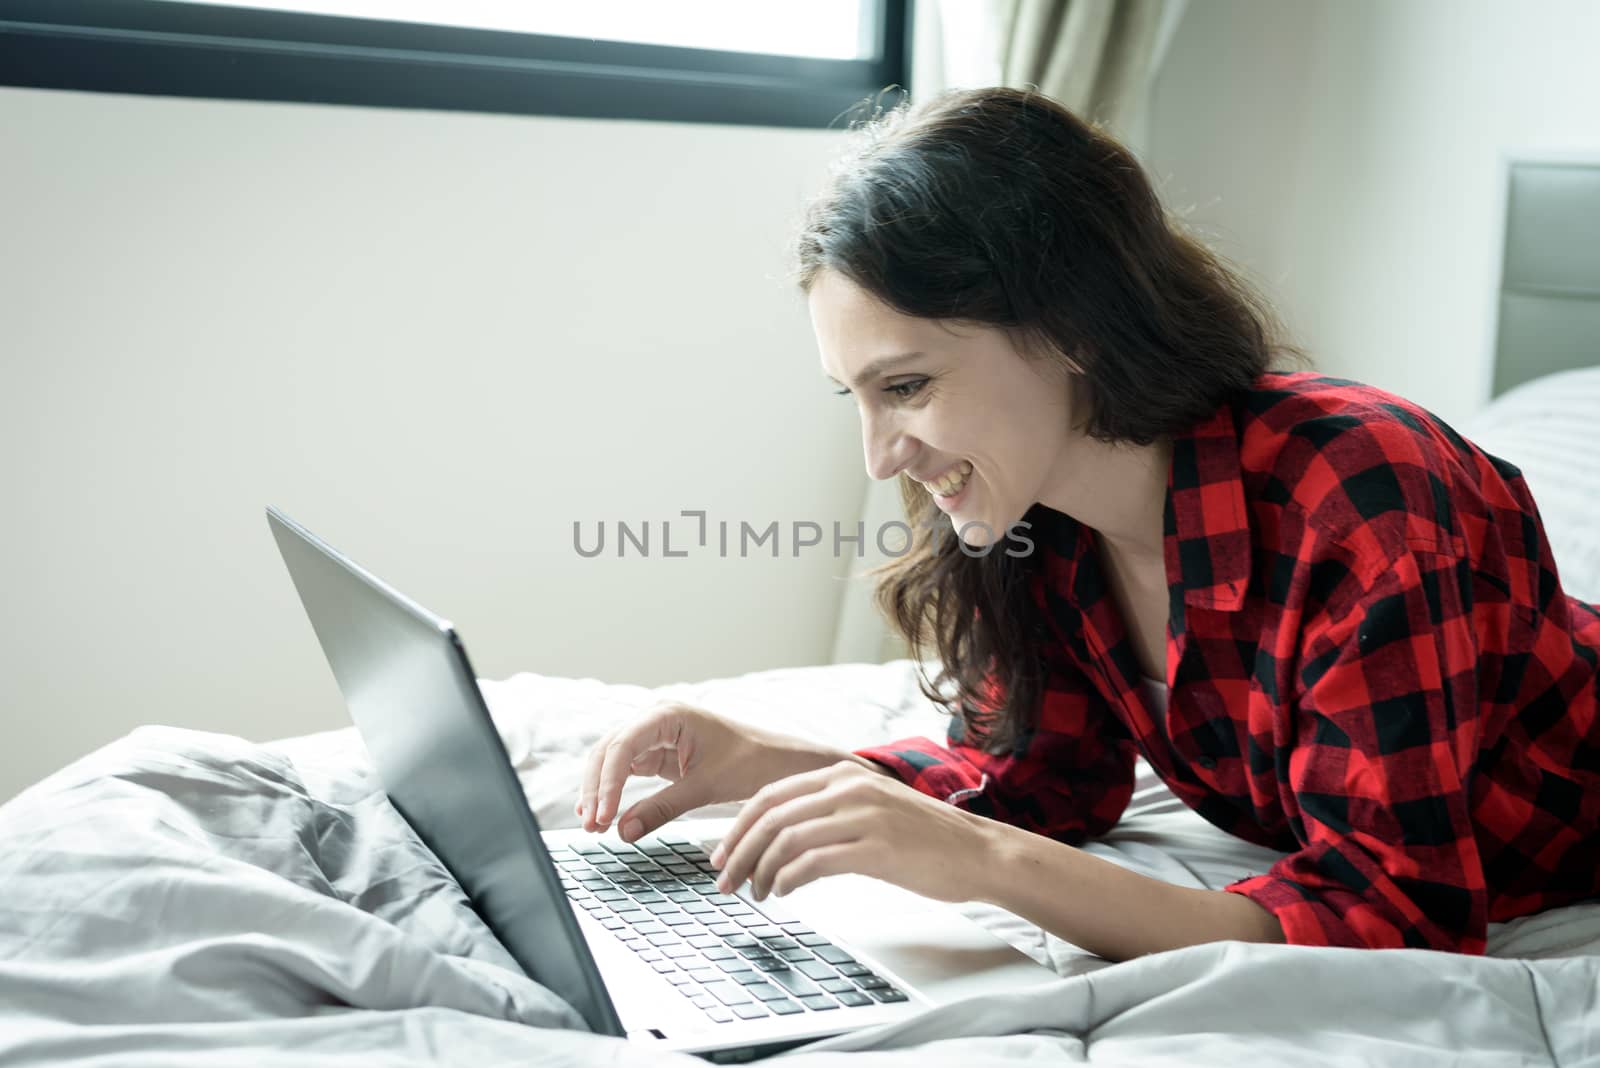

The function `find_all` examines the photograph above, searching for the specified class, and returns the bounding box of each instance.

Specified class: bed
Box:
[3,652,1599,1066]
[5,163,1600,1065]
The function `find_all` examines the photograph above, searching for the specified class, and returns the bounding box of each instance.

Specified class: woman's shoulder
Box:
[1230,371,1490,563]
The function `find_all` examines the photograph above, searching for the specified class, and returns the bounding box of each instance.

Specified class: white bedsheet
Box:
[2,659,1598,1066]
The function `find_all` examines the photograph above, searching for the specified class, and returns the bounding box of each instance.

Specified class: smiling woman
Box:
[580,85,1600,965]
[792,84,1600,956]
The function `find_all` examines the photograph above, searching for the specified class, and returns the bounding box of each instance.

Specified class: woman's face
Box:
[809,269,1081,548]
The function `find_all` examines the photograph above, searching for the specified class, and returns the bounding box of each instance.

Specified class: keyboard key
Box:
[836,962,871,977]
[732,1003,770,1020]
[796,961,835,980]
[753,958,789,973]
[746,983,790,1002]
[702,982,752,1006]
[869,988,909,1003]
[758,936,798,950]
[643,902,679,914]
[599,918,625,931]
[708,924,742,938]
[662,914,699,927]
[646,933,681,947]
[820,978,856,994]
[725,934,758,949]
[732,971,767,986]
[855,975,889,990]
[779,922,813,934]
[686,968,722,983]
[766,967,821,998]
[717,959,751,974]
[777,948,814,962]
[573,845,606,857]
[767,998,803,1015]
[705,1007,734,1023]
[637,949,664,962]
[665,973,693,986]
[688,935,721,949]
[683,902,716,915]
[650,961,676,973]
[689,993,716,1008]
[703,946,736,961]
[835,990,873,1007]
[662,945,698,959]
[747,926,783,940]
[796,935,832,947]
[799,994,838,1012]
[816,947,856,965]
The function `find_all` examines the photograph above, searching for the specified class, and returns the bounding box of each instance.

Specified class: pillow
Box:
[1461,366,1600,604]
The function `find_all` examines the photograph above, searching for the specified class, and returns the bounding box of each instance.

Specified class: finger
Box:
[711,767,826,877]
[768,842,862,898]
[717,783,846,896]
[577,729,619,833]
[712,761,849,871]
[748,812,862,901]
[594,708,684,829]
[617,780,699,843]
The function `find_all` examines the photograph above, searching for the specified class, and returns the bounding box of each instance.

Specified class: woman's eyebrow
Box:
[825,351,925,390]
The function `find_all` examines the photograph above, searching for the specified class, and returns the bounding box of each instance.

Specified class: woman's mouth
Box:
[924,461,973,504]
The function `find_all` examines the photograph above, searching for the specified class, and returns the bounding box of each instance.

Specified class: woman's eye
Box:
[885,379,928,399]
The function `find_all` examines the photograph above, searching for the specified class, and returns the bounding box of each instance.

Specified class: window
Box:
[0,0,912,128]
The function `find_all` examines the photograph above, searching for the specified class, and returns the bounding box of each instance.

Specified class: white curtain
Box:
[829,0,1190,665]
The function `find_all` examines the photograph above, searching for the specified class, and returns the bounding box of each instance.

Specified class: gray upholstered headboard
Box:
[1492,160,1600,396]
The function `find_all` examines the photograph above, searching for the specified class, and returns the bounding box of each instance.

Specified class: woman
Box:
[576,86,1600,959]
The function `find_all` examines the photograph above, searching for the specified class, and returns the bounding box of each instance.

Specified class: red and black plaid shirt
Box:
[856,371,1600,954]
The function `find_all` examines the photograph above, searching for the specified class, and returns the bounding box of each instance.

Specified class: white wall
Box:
[1147,0,1600,429]
[0,87,868,801]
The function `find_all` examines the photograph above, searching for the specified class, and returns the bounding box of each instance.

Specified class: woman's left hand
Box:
[708,759,996,904]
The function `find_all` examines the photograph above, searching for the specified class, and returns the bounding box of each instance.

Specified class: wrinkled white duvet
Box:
[2,660,1597,1066]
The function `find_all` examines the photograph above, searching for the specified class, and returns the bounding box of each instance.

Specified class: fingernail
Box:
[621,818,642,841]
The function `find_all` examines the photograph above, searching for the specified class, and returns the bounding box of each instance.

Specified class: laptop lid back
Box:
[265,506,624,1038]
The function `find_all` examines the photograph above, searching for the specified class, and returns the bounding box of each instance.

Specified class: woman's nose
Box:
[863,412,914,482]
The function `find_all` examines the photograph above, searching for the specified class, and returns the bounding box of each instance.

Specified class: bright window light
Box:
[185,1,873,59]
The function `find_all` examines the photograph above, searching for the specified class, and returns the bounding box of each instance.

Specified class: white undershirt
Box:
[1139,674,1169,716]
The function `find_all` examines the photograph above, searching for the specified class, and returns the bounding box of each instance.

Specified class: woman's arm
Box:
[973,819,1284,961]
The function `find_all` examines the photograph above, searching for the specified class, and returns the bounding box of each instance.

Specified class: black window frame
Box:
[0,0,912,128]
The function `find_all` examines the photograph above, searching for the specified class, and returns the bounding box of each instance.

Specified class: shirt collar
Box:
[1163,398,1253,612]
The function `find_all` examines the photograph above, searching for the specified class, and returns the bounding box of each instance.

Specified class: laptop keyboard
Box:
[552,834,909,1025]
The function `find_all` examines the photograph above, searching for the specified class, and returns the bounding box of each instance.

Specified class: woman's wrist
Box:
[744,730,891,789]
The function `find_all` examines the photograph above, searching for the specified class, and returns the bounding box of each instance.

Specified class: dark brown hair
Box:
[791,86,1307,754]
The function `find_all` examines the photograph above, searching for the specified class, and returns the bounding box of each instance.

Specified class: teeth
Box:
[926,461,973,497]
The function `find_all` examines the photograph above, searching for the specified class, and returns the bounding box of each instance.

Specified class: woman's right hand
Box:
[575,701,821,843]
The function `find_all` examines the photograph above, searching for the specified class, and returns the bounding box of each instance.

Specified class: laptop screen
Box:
[266,506,623,1037]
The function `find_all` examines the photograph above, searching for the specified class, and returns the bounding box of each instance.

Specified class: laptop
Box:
[266,506,1058,1062]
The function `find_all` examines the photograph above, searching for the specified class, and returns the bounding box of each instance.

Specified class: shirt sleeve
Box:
[853,657,1137,845]
[1225,544,1490,952]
